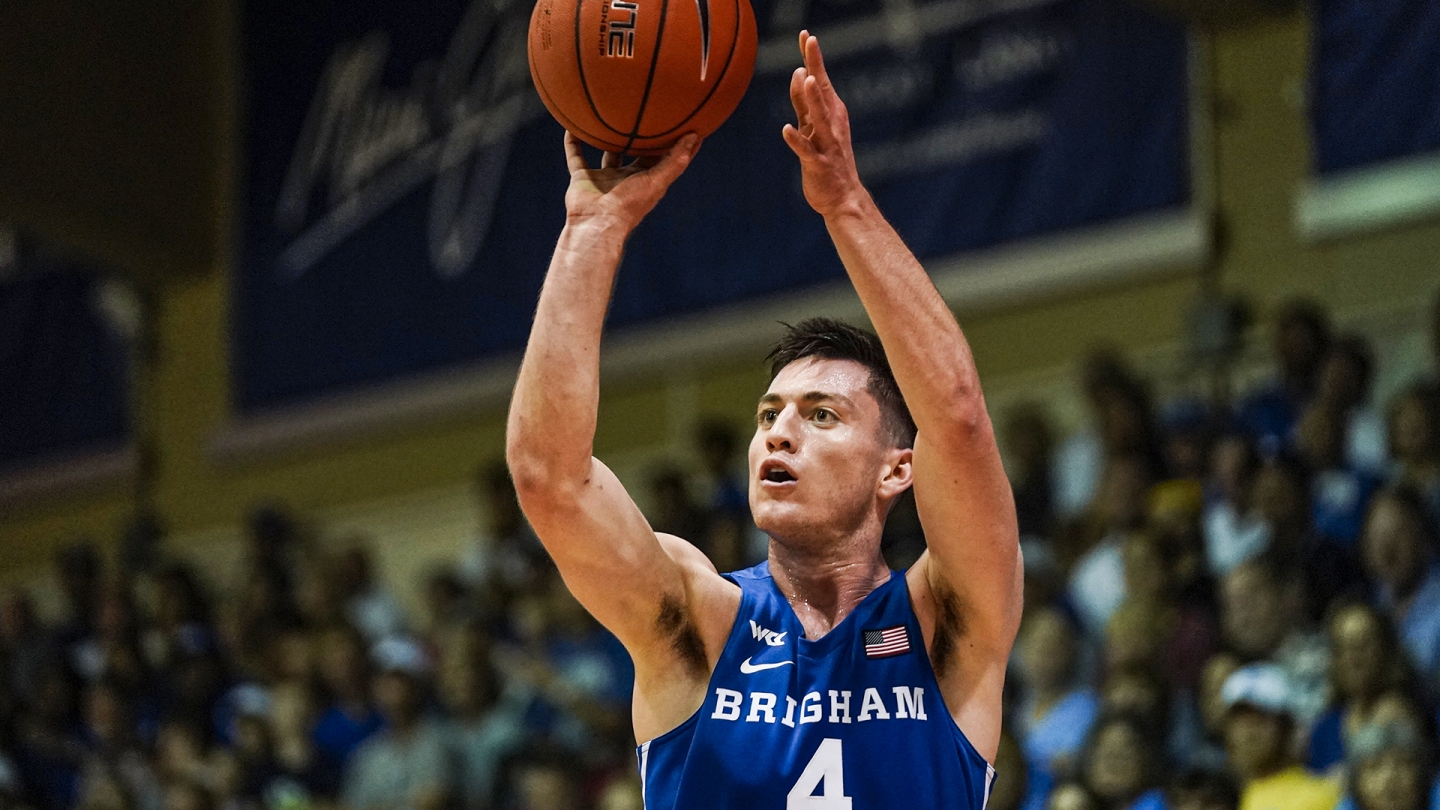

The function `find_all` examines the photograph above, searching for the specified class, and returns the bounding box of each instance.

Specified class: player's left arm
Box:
[782,31,1022,763]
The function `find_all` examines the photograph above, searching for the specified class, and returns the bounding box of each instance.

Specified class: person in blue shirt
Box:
[1306,601,1408,774]
[1234,301,1332,458]
[506,30,1022,810]
[1361,487,1440,682]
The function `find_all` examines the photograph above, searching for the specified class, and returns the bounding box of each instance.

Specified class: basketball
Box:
[527,0,758,155]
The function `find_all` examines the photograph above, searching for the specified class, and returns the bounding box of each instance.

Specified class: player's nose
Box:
[765,405,801,453]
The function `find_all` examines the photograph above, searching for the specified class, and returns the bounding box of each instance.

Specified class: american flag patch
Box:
[863,625,910,658]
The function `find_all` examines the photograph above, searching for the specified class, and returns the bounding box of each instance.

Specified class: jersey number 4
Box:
[787,738,852,809]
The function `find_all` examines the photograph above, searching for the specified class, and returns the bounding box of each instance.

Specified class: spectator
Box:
[459,463,548,614]
[1015,607,1099,810]
[1121,532,1217,692]
[1388,386,1440,522]
[264,680,341,808]
[1361,487,1440,680]
[1203,435,1267,577]
[1166,770,1239,810]
[1053,350,1155,520]
[499,570,631,762]
[54,543,102,650]
[1220,664,1339,810]
[694,418,762,569]
[989,731,1029,810]
[1308,602,1409,773]
[310,628,381,767]
[75,682,159,810]
[695,419,748,525]
[421,568,472,649]
[1191,652,1242,772]
[144,566,216,677]
[597,774,643,810]
[1,590,53,709]
[497,748,582,810]
[151,723,226,800]
[1319,335,1389,474]
[15,660,86,810]
[1235,300,1332,456]
[1069,455,1154,635]
[159,781,211,810]
[1103,603,1167,677]
[1336,721,1438,810]
[437,625,525,810]
[1082,713,1166,810]
[1005,403,1057,538]
[342,640,452,810]
[334,544,407,645]
[291,563,342,631]
[1047,783,1101,810]
[1298,401,1381,551]
[645,466,708,547]
[1219,554,1329,729]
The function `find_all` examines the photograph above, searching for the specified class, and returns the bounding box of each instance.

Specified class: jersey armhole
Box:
[636,577,757,748]
[899,565,999,772]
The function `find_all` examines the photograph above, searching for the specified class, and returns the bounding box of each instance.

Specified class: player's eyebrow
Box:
[757,391,855,409]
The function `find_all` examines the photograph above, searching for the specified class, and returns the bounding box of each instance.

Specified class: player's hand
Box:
[783,32,865,218]
[563,132,701,231]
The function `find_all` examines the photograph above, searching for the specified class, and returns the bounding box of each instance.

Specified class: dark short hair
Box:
[766,318,916,449]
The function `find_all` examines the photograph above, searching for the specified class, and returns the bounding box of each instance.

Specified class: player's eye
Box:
[813,408,834,423]
[758,408,778,425]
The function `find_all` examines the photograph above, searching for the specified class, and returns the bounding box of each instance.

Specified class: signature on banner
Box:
[272,0,1067,282]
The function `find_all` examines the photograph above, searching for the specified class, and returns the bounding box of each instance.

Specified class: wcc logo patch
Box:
[750,620,786,647]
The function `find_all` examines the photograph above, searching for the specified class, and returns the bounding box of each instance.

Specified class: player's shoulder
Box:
[655,533,744,601]
[656,532,719,574]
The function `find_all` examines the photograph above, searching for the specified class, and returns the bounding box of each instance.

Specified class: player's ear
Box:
[878,447,913,499]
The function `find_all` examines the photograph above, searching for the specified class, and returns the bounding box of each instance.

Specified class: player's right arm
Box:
[505,133,740,740]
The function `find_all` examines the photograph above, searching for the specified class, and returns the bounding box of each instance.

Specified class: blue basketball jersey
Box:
[638,561,996,809]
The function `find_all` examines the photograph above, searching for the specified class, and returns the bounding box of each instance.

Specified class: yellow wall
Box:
[3,5,1438,584]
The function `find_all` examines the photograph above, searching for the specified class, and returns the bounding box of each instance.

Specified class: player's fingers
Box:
[789,67,810,123]
[564,132,589,173]
[601,150,623,169]
[781,123,817,159]
[802,76,835,145]
[804,34,832,90]
[798,29,808,56]
[646,133,701,185]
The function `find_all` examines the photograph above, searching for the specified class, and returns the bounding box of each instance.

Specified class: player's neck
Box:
[767,541,890,641]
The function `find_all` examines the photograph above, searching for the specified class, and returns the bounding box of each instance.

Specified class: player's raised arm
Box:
[505,134,739,735]
[781,32,1022,759]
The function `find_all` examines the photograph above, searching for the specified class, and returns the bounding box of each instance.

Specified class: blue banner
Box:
[0,236,131,469]
[1312,0,1440,175]
[238,0,1188,413]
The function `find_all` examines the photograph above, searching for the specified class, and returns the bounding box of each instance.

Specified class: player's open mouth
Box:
[759,460,797,485]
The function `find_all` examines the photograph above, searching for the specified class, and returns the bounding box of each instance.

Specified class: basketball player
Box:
[506,31,1022,808]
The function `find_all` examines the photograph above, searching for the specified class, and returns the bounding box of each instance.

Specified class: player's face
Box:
[748,357,911,546]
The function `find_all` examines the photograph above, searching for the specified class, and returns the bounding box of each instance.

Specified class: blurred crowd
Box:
[995,293,1440,810]
[1,291,1438,810]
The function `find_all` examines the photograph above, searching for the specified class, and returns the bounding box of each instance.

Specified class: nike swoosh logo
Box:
[739,657,795,674]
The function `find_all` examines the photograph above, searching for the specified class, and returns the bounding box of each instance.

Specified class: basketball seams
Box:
[632,0,746,141]
[531,0,755,155]
[571,0,633,139]
[528,21,631,151]
[621,0,672,154]
[532,54,632,152]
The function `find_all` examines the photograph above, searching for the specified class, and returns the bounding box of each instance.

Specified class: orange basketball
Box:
[527,0,757,155]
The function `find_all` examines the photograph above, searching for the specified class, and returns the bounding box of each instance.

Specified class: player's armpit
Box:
[906,427,1023,764]
[513,457,740,677]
